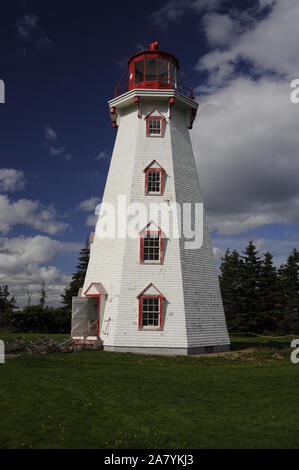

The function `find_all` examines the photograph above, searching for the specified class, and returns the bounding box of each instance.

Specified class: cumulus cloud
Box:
[202,13,237,47]
[187,0,299,241]
[0,236,63,274]
[0,235,70,307]
[197,0,299,88]
[0,195,68,235]
[192,78,299,235]
[0,169,26,193]
[78,197,101,227]
[86,215,99,227]
[79,197,101,212]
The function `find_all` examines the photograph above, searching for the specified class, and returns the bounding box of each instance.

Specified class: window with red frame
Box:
[146,117,164,137]
[139,295,163,329]
[145,168,164,195]
[140,230,163,264]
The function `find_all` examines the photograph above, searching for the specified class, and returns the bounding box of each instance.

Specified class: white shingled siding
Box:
[80,91,229,352]
[170,107,230,348]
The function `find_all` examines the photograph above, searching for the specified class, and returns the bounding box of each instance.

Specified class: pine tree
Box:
[40,281,46,308]
[61,238,90,310]
[279,248,299,334]
[259,252,281,333]
[238,241,262,333]
[219,249,243,331]
[0,286,18,326]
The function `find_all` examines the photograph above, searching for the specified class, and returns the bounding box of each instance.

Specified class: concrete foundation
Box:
[103,344,230,356]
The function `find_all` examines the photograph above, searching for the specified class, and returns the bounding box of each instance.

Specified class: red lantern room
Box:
[115,41,194,99]
[128,41,179,92]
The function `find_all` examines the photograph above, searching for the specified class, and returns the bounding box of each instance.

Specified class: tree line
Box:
[0,239,298,335]
[220,241,299,335]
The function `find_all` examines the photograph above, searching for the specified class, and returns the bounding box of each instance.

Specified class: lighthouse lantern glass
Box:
[145,58,157,82]
[113,44,198,97]
[128,52,178,91]
[171,62,177,88]
[158,59,169,84]
[134,60,144,84]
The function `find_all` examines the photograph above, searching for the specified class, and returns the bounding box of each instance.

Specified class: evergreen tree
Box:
[61,238,90,310]
[259,252,281,333]
[219,249,243,331]
[278,248,299,334]
[238,241,262,333]
[0,286,18,326]
[40,281,46,308]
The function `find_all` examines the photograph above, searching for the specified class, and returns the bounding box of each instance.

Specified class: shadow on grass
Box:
[230,336,292,352]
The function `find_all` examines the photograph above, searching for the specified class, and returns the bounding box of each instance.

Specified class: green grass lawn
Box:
[0,329,298,449]
[0,327,69,343]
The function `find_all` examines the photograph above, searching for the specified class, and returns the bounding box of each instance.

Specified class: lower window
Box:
[139,296,163,330]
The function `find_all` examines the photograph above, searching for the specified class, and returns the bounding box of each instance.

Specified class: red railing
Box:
[114,67,194,99]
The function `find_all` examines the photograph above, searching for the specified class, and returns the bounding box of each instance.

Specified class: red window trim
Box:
[145,168,165,195]
[138,295,164,331]
[140,229,163,265]
[146,116,165,138]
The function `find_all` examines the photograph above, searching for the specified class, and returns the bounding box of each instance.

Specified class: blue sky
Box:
[0,0,299,306]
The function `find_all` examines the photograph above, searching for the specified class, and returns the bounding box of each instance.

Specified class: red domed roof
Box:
[127,41,179,69]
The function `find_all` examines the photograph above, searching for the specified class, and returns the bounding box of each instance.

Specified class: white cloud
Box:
[0,169,26,193]
[212,246,223,264]
[44,124,57,141]
[95,150,109,161]
[43,124,72,161]
[0,235,70,307]
[86,215,98,227]
[78,197,101,212]
[197,0,299,87]
[202,13,237,46]
[49,146,65,156]
[188,0,299,238]
[192,77,299,236]
[151,0,222,27]
[0,195,68,235]
[78,197,101,227]
[0,236,63,274]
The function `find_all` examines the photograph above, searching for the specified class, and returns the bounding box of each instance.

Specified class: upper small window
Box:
[148,118,161,136]
[145,113,165,138]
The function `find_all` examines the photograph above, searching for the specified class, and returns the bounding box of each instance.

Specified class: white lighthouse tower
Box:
[72,42,230,355]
